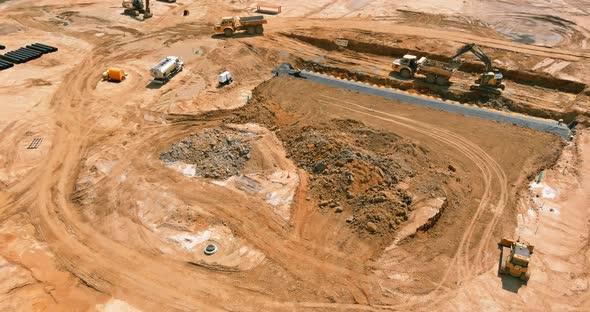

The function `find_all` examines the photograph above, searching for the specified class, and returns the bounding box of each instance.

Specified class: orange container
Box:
[105,68,126,81]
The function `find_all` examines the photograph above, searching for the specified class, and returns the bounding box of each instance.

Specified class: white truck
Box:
[150,56,183,83]
[218,71,233,86]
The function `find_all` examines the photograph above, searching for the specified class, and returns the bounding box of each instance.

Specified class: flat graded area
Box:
[229,77,563,295]
[1,0,590,311]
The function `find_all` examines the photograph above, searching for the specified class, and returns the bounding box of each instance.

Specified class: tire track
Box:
[315,94,508,303]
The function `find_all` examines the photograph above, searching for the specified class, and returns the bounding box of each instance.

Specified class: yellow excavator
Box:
[498,238,534,282]
[450,43,506,96]
[122,0,152,19]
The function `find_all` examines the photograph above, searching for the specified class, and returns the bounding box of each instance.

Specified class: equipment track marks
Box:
[315,94,508,301]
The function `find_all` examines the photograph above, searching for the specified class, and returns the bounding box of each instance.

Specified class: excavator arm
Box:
[450,43,493,72]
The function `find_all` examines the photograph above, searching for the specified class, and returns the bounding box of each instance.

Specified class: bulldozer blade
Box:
[498,238,514,248]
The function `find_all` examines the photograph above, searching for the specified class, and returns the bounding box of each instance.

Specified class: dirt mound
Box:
[284,123,416,235]
[160,128,251,179]
[230,96,427,238]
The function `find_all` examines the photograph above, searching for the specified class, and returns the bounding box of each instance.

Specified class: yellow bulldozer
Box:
[498,238,534,282]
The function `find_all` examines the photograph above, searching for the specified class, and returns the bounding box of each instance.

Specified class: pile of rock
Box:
[160,128,251,179]
[284,127,416,236]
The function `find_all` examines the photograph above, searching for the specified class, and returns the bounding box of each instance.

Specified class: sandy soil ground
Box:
[1,0,589,311]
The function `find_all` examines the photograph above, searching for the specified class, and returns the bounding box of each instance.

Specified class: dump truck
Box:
[214,16,267,37]
[392,54,461,86]
[102,68,126,82]
[498,238,534,282]
[150,56,183,83]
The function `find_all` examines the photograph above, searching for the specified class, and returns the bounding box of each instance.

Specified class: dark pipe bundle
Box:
[0,54,21,64]
[0,59,13,70]
[0,43,58,71]
[33,43,58,52]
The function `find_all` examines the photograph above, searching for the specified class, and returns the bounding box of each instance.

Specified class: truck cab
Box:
[214,17,237,36]
[219,17,236,27]
[395,55,418,69]
[392,55,423,78]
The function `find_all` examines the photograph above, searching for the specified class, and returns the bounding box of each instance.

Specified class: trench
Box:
[292,58,586,125]
[284,33,587,95]
[288,69,572,138]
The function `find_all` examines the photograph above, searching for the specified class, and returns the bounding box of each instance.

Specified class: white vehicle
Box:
[218,71,233,86]
[150,56,183,83]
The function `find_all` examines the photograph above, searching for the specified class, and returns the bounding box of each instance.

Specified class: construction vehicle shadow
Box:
[388,71,453,92]
[119,12,146,22]
[210,33,263,40]
[499,274,526,293]
[496,247,527,293]
[145,81,165,89]
[388,71,411,80]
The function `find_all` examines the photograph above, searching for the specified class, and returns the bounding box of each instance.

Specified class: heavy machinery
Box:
[218,71,233,87]
[102,68,126,82]
[150,56,183,83]
[450,43,505,95]
[392,55,423,78]
[122,0,152,19]
[392,55,461,86]
[213,16,267,37]
[498,238,534,282]
[272,62,301,77]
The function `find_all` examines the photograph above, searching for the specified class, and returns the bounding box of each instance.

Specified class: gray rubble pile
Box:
[160,128,251,179]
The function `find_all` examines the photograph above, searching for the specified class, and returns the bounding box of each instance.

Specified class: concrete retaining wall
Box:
[298,70,571,139]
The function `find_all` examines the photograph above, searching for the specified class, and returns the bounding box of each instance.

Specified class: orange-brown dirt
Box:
[1,0,590,311]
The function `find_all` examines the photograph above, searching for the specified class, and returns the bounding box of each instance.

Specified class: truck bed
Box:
[240,15,265,22]
[419,59,461,77]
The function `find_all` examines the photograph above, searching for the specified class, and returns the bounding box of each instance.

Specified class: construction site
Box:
[1,0,590,311]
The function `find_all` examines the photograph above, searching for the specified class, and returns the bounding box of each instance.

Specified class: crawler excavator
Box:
[122,0,152,19]
[450,43,505,96]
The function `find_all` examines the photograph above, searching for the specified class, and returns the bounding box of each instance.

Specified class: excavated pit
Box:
[222,76,564,249]
[225,81,453,242]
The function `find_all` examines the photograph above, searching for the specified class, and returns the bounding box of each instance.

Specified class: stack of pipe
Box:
[0,43,58,71]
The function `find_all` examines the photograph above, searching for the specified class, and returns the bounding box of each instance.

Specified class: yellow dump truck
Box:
[392,55,461,86]
[214,16,267,37]
[498,238,534,282]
